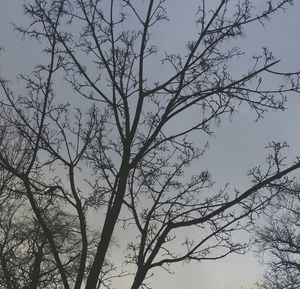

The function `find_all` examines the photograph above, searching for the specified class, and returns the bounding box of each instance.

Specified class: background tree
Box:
[0,198,81,289]
[255,183,300,289]
[0,168,106,289]
[0,125,117,289]
[0,1,300,289]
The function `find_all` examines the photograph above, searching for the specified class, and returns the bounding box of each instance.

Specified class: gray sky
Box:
[1,1,300,289]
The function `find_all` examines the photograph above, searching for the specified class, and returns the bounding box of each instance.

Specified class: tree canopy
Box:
[0,1,299,288]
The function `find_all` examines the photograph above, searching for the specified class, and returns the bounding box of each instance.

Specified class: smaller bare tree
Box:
[255,183,300,289]
[0,166,115,289]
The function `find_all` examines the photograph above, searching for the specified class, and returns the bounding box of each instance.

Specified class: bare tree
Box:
[0,199,79,289]
[255,183,300,289]
[0,1,300,288]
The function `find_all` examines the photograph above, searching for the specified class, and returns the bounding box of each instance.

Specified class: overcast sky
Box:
[1,1,300,289]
